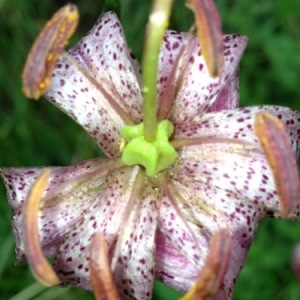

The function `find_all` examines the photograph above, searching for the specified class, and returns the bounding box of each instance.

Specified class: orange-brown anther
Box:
[90,233,121,300]
[22,4,79,99]
[254,112,300,217]
[181,229,231,300]
[186,0,224,77]
[23,169,59,286]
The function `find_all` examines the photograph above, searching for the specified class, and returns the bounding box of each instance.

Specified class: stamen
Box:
[254,112,300,217]
[180,229,231,299]
[186,0,224,77]
[22,4,79,99]
[23,169,59,286]
[89,233,121,300]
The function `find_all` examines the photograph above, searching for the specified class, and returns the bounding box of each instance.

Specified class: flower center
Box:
[120,120,178,177]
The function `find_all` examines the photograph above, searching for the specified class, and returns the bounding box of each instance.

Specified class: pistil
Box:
[120,120,177,177]
[141,0,173,141]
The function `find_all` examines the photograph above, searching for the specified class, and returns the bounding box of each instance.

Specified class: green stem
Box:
[142,0,173,141]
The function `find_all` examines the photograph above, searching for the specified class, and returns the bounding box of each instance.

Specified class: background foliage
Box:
[0,0,300,299]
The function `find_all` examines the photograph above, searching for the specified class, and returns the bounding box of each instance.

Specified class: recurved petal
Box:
[174,106,300,218]
[45,12,142,158]
[173,105,300,223]
[72,12,143,121]
[171,178,263,297]
[52,166,139,289]
[174,141,288,217]
[52,166,157,300]
[113,174,158,300]
[168,34,247,123]
[1,157,117,262]
[157,31,186,97]
[156,30,188,119]
[207,70,239,112]
[158,175,263,298]
[174,105,300,157]
[157,184,208,271]
[155,231,199,292]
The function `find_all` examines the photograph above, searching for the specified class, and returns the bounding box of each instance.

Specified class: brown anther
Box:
[89,232,121,300]
[22,4,79,99]
[186,0,224,77]
[23,169,59,286]
[180,229,231,300]
[254,112,300,217]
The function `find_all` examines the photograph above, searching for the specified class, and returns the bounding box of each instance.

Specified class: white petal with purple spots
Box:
[113,179,158,300]
[45,12,143,158]
[175,106,300,156]
[52,166,138,289]
[1,158,114,261]
[168,34,248,123]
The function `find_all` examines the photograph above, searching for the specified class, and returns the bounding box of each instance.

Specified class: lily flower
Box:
[2,9,300,300]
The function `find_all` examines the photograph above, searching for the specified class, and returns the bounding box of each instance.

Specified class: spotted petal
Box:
[45,12,143,158]
[52,167,158,300]
[170,178,263,298]
[156,166,263,297]
[155,231,199,292]
[52,166,139,289]
[207,70,239,112]
[174,146,298,217]
[1,158,119,262]
[158,184,208,272]
[162,105,300,296]
[174,105,300,159]
[113,175,158,300]
[158,33,247,123]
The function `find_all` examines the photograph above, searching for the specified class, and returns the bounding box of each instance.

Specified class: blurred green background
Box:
[0,0,300,299]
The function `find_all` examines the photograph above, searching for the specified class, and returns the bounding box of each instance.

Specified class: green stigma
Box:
[120,120,178,177]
